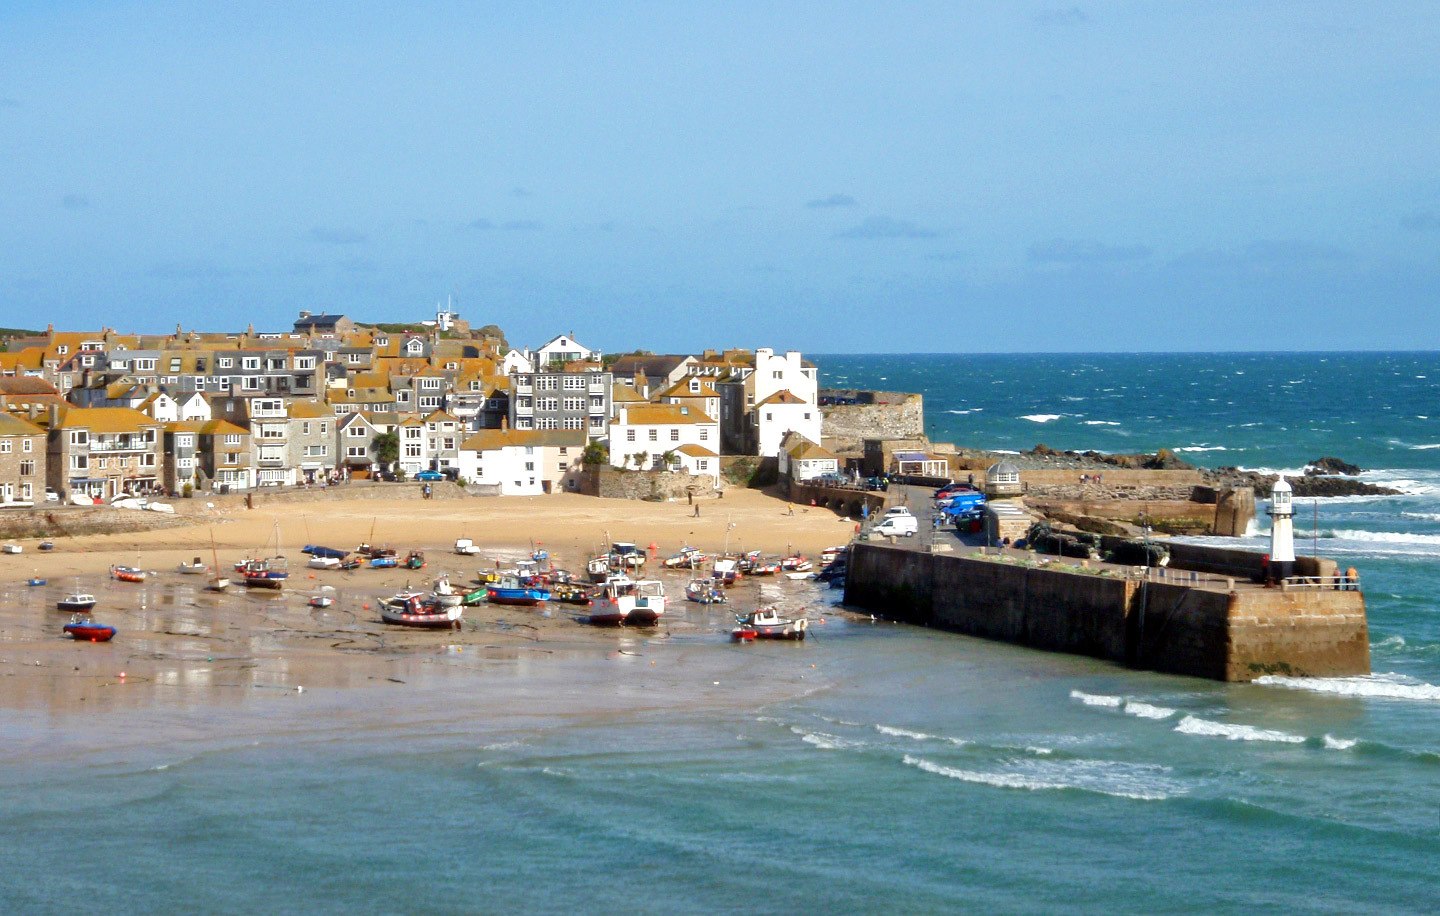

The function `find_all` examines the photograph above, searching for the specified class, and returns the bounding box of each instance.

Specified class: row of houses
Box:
[0,316,839,500]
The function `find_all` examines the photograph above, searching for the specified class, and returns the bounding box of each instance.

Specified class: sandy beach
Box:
[0,487,854,716]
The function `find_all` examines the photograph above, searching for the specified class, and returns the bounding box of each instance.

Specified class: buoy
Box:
[118,672,127,679]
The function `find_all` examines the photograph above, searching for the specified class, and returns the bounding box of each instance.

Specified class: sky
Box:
[2,1,1439,353]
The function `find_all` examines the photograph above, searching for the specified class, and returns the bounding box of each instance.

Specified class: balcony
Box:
[89,438,153,453]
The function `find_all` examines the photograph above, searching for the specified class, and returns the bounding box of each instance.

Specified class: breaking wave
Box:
[1083,420,1121,426]
[1123,702,1177,720]
[1173,445,1230,453]
[902,754,1177,801]
[1173,716,1305,744]
[875,724,968,746]
[1322,735,1358,750]
[1020,414,1062,423]
[1254,672,1440,701]
[1069,690,1123,708]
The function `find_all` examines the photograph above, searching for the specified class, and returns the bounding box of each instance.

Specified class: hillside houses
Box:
[0,315,825,500]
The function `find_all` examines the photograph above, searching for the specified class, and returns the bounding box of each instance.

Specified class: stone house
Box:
[196,419,253,491]
[0,413,46,504]
[287,401,335,484]
[46,406,165,501]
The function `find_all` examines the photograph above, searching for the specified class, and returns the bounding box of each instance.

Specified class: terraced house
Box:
[0,413,46,505]
[46,406,164,501]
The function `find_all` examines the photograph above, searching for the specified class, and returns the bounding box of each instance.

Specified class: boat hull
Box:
[486,587,550,606]
[586,609,629,626]
[243,575,286,589]
[64,623,116,642]
[380,606,463,629]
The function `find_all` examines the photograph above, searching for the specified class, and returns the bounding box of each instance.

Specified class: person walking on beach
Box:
[693,504,701,517]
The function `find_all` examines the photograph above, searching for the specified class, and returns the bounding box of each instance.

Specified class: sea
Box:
[3,352,1438,914]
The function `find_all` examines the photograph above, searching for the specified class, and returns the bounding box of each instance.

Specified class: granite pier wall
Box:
[844,543,1369,682]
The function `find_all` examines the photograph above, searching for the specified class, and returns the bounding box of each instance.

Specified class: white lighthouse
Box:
[1267,476,1296,581]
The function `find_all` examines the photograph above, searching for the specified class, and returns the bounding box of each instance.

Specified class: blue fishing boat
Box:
[486,575,550,606]
[369,555,399,569]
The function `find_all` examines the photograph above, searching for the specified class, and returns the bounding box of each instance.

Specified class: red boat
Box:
[64,617,117,642]
[380,596,463,630]
[110,565,147,583]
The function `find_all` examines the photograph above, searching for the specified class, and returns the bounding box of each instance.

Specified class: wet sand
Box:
[0,488,852,717]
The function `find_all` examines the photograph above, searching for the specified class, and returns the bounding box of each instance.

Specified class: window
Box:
[558,461,568,471]
[590,396,604,409]
[305,445,328,456]
[71,455,87,470]
[348,426,367,438]
[296,357,315,369]
[135,359,156,371]
[347,446,368,458]
[524,462,535,471]
[225,452,241,464]
[537,398,558,412]
[648,429,658,442]
[773,371,782,379]
[19,460,34,476]
[405,444,422,458]
[243,357,260,370]
[241,377,261,390]
[563,376,584,390]
[319,423,329,435]
[766,412,773,421]
[538,377,558,391]
[169,358,181,372]
[0,441,10,454]
[218,357,233,368]
[141,454,156,467]
[699,429,709,440]
[563,418,583,430]
[563,398,584,411]
[590,417,604,429]
[804,412,811,420]
[97,457,108,470]
[670,429,680,441]
[69,430,89,446]
[21,483,31,499]
[537,418,557,430]
[626,430,636,442]
[302,422,311,435]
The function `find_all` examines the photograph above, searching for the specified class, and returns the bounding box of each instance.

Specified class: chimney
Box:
[501,416,508,431]
[47,403,60,428]
[27,403,38,420]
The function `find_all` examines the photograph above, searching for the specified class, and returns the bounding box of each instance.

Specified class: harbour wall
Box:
[843,542,1369,681]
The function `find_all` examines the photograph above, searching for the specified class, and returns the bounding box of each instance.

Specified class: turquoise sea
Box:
[4,352,1439,913]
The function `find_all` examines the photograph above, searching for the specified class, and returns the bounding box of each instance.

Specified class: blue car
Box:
[415,470,444,481]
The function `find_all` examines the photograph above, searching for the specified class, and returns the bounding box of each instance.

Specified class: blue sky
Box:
[3,1,1438,352]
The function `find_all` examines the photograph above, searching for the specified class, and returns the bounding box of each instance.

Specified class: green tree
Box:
[660,449,679,471]
[372,431,399,468]
[582,441,609,466]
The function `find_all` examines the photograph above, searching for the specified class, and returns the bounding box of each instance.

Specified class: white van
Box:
[872,514,919,538]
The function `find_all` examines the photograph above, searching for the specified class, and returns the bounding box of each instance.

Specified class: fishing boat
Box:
[713,556,742,586]
[57,593,97,612]
[110,565,147,583]
[384,589,425,610]
[731,608,808,641]
[486,575,550,607]
[609,542,646,569]
[780,555,813,572]
[404,550,426,570]
[339,556,362,570]
[662,546,707,569]
[454,537,482,556]
[64,615,116,642]
[237,558,287,589]
[685,578,726,604]
[619,580,666,626]
[308,555,343,570]
[462,585,488,606]
[308,594,334,608]
[820,546,848,566]
[380,596,463,630]
[428,575,463,607]
[586,556,611,583]
[176,556,209,575]
[27,576,46,587]
[748,559,781,577]
[550,582,594,607]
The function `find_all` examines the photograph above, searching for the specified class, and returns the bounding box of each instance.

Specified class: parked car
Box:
[44,488,60,503]
[415,470,444,481]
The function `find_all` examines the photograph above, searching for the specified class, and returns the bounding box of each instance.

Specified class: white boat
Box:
[176,556,209,575]
[308,595,334,608]
[2,543,22,554]
[384,589,425,610]
[381,598,464,629]
[586,556,611,582]
[57,593,97,612]
[685,577,726,604]
[617,579,666,626]
[784,571,814,581]
[428,575,463,607]
[308,555,342,570]
[732,608,808,641]
[454,538,482,556]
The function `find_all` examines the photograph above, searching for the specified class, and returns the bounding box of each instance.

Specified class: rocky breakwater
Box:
[1207,456,1402,499]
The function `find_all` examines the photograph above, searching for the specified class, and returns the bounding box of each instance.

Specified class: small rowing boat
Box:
[176,556,209,575]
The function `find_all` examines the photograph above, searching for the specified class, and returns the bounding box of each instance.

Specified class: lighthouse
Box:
[1267,476,1296,581]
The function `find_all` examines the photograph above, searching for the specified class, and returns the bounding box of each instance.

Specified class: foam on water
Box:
[1020,414,1062,423]
[791,726,865,750]
[1254,672,1440,701]
[1083,420,1121,426]
[1069,690,1123,708]
[875,724,968,746]
[1173,716,1306,744]
[1323,735,1358,750]
[1173,445,1229,453]
[902,754,1178,801]
[1123,702,1177,720]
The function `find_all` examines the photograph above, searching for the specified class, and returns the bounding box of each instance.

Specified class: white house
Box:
[500,348,535,375]
[778,432,839,481]
[608,404,719,472]
[717,348,822,457]
[456,428,585,495]
[536,333,595,368]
